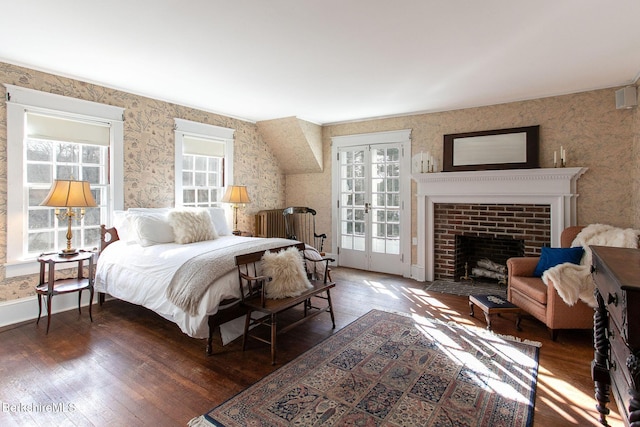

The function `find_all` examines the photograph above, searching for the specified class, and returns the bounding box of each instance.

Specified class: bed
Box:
[94,207,325,355]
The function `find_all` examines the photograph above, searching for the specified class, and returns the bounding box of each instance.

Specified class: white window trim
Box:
[174,118,235,206]
[330,129,412,276]
[4,84,124,277]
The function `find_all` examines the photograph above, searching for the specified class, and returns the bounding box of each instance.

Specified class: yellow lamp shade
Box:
[221,185,251,205]
[40,179,97,208]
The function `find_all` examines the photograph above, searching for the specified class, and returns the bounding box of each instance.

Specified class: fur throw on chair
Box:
[543,224,640,307]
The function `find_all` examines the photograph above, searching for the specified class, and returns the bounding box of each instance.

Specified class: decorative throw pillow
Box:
[169,208,218,244]
[303,246,327,279]
[207,207,232,236]
[533,246,584,277]
[261,247,313,299]
[127,211,175,247]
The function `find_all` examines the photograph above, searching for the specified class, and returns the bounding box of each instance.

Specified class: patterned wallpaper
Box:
[0,60,638,303]
[0,61,285,301]
[634,81,640,226]
[288,87,638,264]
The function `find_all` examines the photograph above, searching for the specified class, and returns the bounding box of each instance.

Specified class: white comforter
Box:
[94,235,294,340]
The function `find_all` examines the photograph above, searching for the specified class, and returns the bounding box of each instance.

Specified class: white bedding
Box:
[94,235,295,340]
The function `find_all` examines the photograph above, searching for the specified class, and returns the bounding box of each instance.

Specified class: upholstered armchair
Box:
[506,226,594,340]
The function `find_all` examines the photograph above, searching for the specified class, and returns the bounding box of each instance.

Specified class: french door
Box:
[332,133,409,275]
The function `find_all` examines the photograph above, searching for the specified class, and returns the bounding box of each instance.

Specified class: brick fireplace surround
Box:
[434,203,550,280]
[412,167,587,282]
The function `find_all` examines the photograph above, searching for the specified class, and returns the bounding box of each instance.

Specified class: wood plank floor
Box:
[0,267,623,426]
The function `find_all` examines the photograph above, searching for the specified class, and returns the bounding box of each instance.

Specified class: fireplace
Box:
[455,235,524,282]
[412,167,587,281]
[435,203,548,280]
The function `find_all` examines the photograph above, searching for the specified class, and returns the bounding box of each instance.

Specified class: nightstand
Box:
[36,251,95,334]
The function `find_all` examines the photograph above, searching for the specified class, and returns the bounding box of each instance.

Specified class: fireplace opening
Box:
[454,235,525,282]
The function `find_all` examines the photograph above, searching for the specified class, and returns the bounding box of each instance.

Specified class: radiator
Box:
[255,209,286,238]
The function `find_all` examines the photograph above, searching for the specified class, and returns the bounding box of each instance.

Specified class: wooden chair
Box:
[235,242,335,364]
[283,206,332,280]
[283,207,327,254]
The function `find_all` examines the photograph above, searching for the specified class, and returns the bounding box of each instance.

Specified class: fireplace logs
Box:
[471,258,507,285]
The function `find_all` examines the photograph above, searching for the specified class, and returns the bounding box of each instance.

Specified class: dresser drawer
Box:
[593,255,626,338]
[609,322,632,389]
[609,333,631,423]
[609,370,630,423]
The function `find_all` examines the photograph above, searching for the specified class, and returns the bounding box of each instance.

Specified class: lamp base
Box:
[59,248,79,257]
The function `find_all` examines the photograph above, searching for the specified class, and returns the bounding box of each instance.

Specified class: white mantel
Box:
[412,167,587,281]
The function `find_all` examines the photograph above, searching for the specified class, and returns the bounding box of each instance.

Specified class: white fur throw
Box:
[168,209,218,244]
[262,247,313,299]
[543,224,640,307]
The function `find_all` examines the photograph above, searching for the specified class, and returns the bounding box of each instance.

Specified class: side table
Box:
[36,251,95,334]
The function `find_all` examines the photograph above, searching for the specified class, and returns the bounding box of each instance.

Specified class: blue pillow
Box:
[533,246,584,277]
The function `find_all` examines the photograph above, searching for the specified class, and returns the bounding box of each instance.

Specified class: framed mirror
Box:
[443,125,539,172]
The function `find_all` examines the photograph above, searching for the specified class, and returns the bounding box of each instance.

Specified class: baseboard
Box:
[411,264,425,282]
[0,292,96,329]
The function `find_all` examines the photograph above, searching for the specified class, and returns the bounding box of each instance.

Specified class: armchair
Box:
[507,226,594,340]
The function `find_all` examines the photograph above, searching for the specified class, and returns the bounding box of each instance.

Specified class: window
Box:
[5,84,124,277]
[181,135,224,207]
[174,119,234,207]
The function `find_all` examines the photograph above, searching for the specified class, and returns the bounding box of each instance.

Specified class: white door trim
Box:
[331,129,412,277]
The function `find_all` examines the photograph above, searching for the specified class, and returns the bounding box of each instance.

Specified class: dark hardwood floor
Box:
[0,267,623,426]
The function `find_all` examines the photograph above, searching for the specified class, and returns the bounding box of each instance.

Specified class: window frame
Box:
[174,118,234,207]
[5,84,124,277]
[181,153,224,207]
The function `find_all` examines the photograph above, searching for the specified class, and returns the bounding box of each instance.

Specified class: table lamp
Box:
[40,178,97,256]
[221,185,251,235]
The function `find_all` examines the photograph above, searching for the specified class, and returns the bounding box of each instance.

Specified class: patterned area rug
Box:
[190,310,539,427]
[425,280,508,299]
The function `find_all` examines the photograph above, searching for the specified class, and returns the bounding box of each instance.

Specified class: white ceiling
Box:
[2,1,640,124]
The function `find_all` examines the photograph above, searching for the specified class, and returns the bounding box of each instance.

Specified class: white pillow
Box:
[127,211,175,247]
[261,247,313,299]
[208,207,232,236]
[112,210,130,242]
[169,208,218,244]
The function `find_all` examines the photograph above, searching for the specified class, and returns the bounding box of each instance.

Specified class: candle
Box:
[560,146,564,161]
[554,151,557,165]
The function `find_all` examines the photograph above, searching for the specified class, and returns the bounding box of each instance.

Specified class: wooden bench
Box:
[235,242,335,364]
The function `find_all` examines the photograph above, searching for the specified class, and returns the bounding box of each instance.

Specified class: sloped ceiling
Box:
[257,117,323,174]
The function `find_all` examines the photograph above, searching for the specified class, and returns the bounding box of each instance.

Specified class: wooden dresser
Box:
[591,245,640,426]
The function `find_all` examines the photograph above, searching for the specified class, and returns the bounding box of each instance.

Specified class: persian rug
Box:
[425,280,507,299]
[190,309,539,427]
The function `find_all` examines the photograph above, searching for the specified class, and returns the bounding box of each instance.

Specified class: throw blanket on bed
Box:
[166,238,298,316]
[542,224,639,307]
